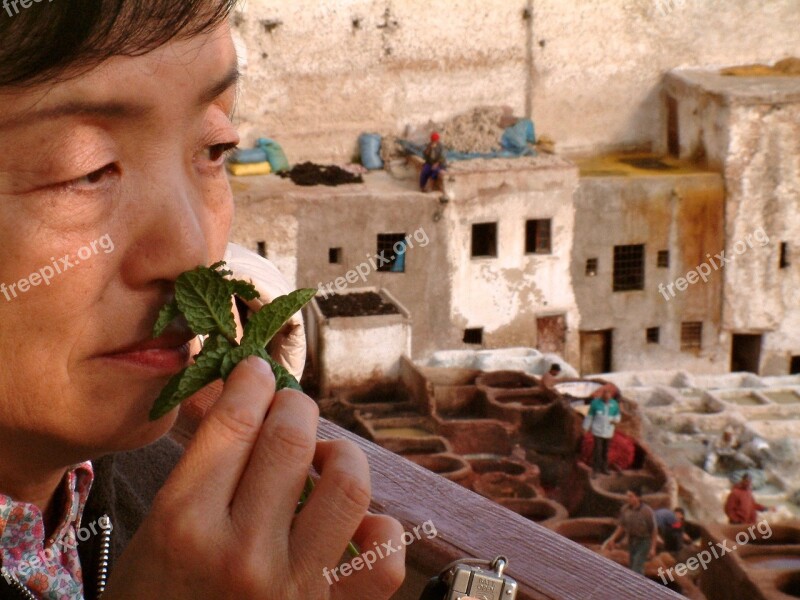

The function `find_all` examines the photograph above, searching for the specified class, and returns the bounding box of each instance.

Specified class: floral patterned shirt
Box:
[0,462,94,600]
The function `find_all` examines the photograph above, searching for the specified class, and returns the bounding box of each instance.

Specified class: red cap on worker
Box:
[431,132,440,142]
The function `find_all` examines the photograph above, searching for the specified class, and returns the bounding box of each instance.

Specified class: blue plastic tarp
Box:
[398,119,537,162]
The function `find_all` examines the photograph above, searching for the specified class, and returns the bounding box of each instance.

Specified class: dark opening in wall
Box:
[791,356,800,375]
[256,241,267,257]
[377,233,407,273]
[780,242,790,269]
[613,244,645,291]
[472,223,498,258]
[464,328,484,345]
[585,258,598,277]
[525,219,552,254]
[681,322,703,352]
[646,327,660,344]
[657,250,670,268]
[667,95,680,157]
[329,248,342,264]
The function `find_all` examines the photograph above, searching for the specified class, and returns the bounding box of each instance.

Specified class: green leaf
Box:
[153,300,180,338]
[149,336,232,420]
[220,344,261,381]
[149,369,185,421]
[266,356,303,391]
[242,289,316,349]
[230,279,260,302]
[174,265,238,340]
[149,263,309,421]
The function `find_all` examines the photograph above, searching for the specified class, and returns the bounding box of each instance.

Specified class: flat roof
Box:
[666,68,800,105]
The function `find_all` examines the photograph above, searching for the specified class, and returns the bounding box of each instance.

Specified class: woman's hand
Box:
[105,357,406,599]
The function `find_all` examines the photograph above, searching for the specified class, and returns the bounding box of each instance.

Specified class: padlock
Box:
[420,556,518,600]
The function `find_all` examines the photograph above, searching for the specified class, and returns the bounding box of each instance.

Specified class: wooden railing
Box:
[317,419,684,600]
[173,385,683,599]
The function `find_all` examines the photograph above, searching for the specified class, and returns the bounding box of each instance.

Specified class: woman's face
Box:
[0,25,238,462]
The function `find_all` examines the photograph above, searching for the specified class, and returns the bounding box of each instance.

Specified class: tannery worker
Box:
[603,488,657,575]
[582,387,621,476]
[420,132,447,192]
[724,473,769,525]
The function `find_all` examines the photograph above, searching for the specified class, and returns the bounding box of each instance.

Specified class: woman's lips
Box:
[101,331,196,374]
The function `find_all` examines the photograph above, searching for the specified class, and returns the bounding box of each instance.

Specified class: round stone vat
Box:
[473,472,536,500]
[475,371,538,390]
[485,389,556,426]
[469,458,526,477]
[340,382,414,415]
[594,472,665,497]
[553,518,618,551]
[499,498,568,529]
[723,524,800,546]
[405,453,472,486]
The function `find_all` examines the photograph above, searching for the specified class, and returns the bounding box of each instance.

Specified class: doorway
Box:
[731,334,762,374]
[536,314,566,356]
[580,330,613,375]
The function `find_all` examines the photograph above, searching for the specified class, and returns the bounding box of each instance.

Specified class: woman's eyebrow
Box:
[199,64,240,106]
[0,64,240,133]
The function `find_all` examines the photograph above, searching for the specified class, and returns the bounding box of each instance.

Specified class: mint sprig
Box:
[149,263,359,558]
[149,262,315,420]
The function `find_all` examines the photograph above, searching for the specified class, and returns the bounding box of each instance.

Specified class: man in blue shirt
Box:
[582,387,621,476]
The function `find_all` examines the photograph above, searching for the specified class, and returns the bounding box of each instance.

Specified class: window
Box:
[525,219,552,254]
[256,241,267,258]
[681,322,703,352]
[471,223,497,258]
[329,248,342,264]
[791,356,800,375]
[657,250,670,268]
[780,243,790,269]
[613,244,645,291]
[646,327,660,344]
[463,328,483,345]
[377,234,407,273]
[585,258,598,277]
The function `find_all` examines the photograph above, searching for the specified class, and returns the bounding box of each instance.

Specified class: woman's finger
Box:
[230,388,319,548]
[290,440,372,572]
[329,514,407,600]
[158,357,275,510]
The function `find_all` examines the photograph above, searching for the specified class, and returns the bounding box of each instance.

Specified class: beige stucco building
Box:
[228,1,800,382]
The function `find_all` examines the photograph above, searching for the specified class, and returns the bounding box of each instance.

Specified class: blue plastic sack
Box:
[256,138,290,173]
[230,148,268,164]
[359,133,384,170]
[501,120,532,154]
[520,118,536,144]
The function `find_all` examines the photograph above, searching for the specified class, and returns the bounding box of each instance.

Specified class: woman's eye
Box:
[67,163,120,188]
[206,142,239,164]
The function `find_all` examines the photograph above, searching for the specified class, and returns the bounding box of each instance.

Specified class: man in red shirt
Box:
[724,473,768,525]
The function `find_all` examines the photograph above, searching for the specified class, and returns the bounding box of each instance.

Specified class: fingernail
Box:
[246,356,272,375]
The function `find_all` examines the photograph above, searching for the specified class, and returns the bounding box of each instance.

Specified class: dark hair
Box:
[674,507,685,516]
[0,0,238,87]
[550,364,561,372]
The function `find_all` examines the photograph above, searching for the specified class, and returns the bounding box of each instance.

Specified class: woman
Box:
[0,1,405,598]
